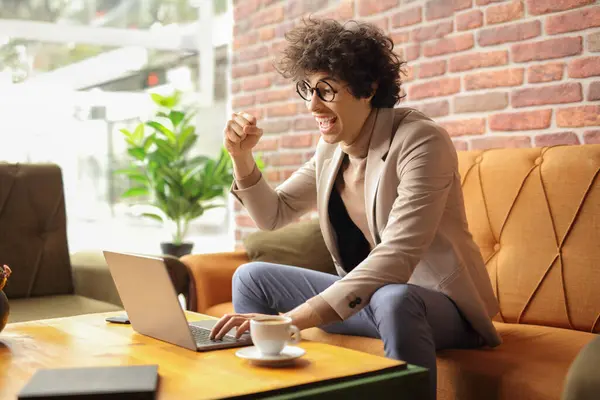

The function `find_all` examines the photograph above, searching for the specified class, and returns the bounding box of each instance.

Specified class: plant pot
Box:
[160,242,194,258]
[0,290,9,333]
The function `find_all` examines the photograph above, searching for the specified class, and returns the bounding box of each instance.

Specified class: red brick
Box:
[269,40,287,57]
[274,21,294,39]
[589,81,600,101]
[403,65,417,82]
[280,168,297,180]
[589,32,600,52]
[234,0,261,20]
[489,109,552,131]
[512,37,583,62]
[369,17,389,32]
[316,0,354,20]
[268,153,304,167]
[511,83,582,108]
[259,27,275,42]
[391,31,411,46]
[241,76,271,92]
[528,0,594,15]
[584,130,600,144]
[252,5,284,28]
[534,132,580,147]
[546,7,600,35]
[237,46,269,63]
[448,50,508,72]
[425,0,473,21]
[232,95,255,109]
[232,64,259,79]
[471,136,532,150]
[359,0,399,16]
[423,33,474,57]
[440,118,486,137]
[258,60,276,74]
[232,82,241,94]
[281,134,313,149]
[486,0,524,25]
[234,21,252,37]
[453,140,469,151]
[412,100,450,117]
[568,56,600,78]
[408,77,461,100]
[478,20,541,46]
[557,106,600,127]
[464,68,524,90]
[405,44,421,61]
[457,10,483,31]
[265,169,280,183]
[245,107,265,121]
[235,214,256,228]
[255,136,279,151]
[261,120,291,134]
[527,62,565,83]
[392,6,423,29]
[418,60,447,78]
[266,104,297,118]
[411,21,453,42]
[454,92,509,113]
[285,0,329,19]
[255,89,293,104]
[294,117,317,131]
[476,0,505,4]
[233,32,258,50]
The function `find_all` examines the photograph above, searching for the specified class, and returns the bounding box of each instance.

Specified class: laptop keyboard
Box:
[189,324,238,345]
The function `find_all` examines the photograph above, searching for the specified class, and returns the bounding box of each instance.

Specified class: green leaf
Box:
[143,133,155,151]
[121,186,149,198]
[133,123,145,143]
[153,138,177,160]
[169,111,185,127]
[150,93,167,107]
[147,121,176,144]
[179,128,197,154]
[141,213,164,222]
[127,148,146,161]
[119,128,133,138]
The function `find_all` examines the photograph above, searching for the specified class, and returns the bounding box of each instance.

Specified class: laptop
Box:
[103,251,252,352]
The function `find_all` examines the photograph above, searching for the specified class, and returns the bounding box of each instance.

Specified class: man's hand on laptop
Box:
[210,313,267,340]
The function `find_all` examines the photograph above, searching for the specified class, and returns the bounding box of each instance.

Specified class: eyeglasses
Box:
[296,80,338,103]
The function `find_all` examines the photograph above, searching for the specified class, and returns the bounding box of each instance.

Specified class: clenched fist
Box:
[223,111,263,157]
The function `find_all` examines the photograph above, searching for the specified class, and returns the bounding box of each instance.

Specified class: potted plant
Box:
[115,90,235,257]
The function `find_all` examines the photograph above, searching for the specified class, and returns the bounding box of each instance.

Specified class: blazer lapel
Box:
[365,108,395,242]
[319,146,345,265]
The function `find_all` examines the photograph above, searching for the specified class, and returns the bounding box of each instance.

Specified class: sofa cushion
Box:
[243,219,336,274]
[7,295,122,323]
[436,322,597,400]
[0,163,73,299]
[458,146,600,333]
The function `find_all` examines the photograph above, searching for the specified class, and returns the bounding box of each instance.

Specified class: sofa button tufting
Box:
[494,243,501,251]
[534,157,543,166]
[475,155,483,163]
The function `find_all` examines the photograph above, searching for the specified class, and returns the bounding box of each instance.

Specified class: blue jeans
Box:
[232,262,482,400]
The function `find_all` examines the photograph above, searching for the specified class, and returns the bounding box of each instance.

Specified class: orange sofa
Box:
[181,145,600,400]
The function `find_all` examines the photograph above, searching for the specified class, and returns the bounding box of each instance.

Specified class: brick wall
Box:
[231,0,600,246]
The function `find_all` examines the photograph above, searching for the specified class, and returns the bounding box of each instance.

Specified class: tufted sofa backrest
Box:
[458,145,600,333]
[0,163,73,298]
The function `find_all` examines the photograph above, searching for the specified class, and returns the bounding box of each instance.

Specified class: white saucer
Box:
[235,346,306,366]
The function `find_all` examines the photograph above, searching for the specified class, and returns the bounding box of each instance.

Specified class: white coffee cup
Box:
[250,316,301,356]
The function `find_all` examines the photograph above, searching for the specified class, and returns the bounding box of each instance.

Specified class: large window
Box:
[0,0,234,255]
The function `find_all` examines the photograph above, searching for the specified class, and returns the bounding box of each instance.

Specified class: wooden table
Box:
[0,311,426,399]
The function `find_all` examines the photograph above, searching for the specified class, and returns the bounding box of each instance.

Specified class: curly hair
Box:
[276,18,405,108]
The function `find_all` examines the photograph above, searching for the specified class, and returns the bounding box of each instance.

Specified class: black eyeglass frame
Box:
[296,80,339,103]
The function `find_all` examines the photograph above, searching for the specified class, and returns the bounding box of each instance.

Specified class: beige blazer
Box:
[232,107,502,347]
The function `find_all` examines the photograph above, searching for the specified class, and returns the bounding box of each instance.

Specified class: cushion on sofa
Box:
[8,295,122,323]
[243,219,336,274]
[436,322,597,400]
